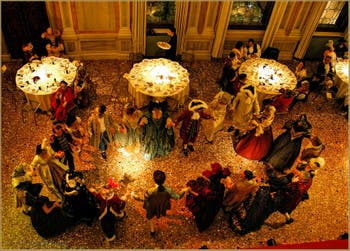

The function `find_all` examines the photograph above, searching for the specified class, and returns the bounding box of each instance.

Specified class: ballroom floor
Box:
[1,58,348,249]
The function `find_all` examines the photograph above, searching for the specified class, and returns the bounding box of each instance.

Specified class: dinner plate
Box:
[157,41,171,50]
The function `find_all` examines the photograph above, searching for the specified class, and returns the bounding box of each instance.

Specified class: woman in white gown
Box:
[30,138,68,200]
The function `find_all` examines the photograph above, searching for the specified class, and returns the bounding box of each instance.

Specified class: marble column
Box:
[211,2,232,58]
[294,2,328,59]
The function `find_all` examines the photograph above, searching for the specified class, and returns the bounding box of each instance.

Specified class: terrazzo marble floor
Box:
[1,58,348,249]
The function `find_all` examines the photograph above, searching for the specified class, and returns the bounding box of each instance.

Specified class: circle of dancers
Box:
[11,37,338,243]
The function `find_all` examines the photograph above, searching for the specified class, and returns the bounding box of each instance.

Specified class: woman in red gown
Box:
[233,105,276,161]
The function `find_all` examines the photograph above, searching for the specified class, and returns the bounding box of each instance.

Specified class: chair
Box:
[262,47,280,60]
[21,100,41,125]
[66,103,81,121]
[129,52,143,67]
[111,74,135,113]
[2,64,23,109]
[180,51,195,71]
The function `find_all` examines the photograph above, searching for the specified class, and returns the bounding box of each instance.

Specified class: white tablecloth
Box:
[335,60,349,105]
[16,57,77,111]
[124,58,190,108]
[239,58,297,107]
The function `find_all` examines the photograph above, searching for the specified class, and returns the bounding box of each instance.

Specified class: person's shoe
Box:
[101,152,107,160]
[233,129,240,138]
[187,145,194,152]
[183,148,189,157]
[227,126,235,132]
[118,211,127,221]
[286,218,294,224]
[106,234,116,242]
[22,210,31,216]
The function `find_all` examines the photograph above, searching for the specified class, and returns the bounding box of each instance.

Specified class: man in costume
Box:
[176,99,213,156]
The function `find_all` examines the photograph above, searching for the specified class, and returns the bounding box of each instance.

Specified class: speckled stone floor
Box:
[1,58,348,249]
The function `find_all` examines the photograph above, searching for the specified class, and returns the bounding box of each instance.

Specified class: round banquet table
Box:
[16,57,77,111]
[124,58,190,108]
[335,59,349,105]
[239,58,297,108]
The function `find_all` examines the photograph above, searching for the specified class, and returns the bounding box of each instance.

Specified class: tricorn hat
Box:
[243,170,255,180]
[308,157,325,170]
[188,99,208,111]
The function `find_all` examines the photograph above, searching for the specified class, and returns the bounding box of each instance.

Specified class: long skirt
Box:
[234,127,273,161]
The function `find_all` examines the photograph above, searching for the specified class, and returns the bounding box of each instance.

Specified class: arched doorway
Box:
[2,2,50,59]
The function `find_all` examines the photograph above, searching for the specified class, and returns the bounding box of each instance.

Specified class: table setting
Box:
[15,56,77,110]
[239,58,297,106]
[124,58,190,107]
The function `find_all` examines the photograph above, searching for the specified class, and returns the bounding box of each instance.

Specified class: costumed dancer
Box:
[50,123,75,171]
[226,173,282,235]
[219,52,241,93]
[263,113,312,173]
[222,170,259,213]
[229,82,260,133]
[88,105,119,160]
[233,105,276,161]
[30,138,68,200]
[176,99,213,156]
[25,187,77,239]
[278,157,325,224]
[185,163,231,232]
[65,116,87,156]
[11,162,43,215]
[61,171,99,226]
[300,136,325,161]
[132,170,188,237]
[115,103,143,150]
[89,180,127,243]
[139,100,175,160]
[203,91,233,143]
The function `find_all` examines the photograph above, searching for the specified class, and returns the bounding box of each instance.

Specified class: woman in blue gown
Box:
[139,101,175,160]
[263,114,312,172]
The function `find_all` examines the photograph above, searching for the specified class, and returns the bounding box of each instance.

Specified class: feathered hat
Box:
[188,99,208,112]
[11,162,31,188]
[308,157,325,170]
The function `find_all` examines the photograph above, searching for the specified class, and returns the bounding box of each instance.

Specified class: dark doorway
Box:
[2,2,50,59]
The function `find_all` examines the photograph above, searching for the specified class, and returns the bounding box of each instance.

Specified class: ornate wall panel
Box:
[197,2,208,34]
[73,2,117,32]
[80,40,116,51]
[1,1,347,61]
[120,40,132,52]
[65,41,76,53]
